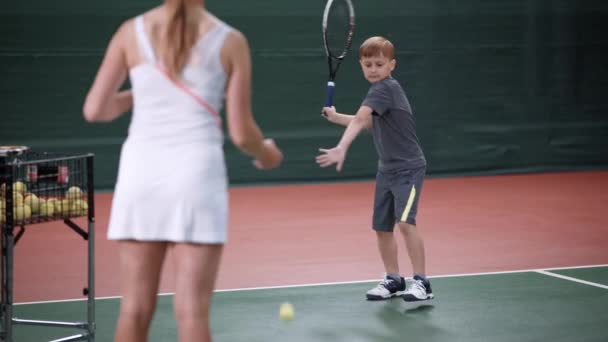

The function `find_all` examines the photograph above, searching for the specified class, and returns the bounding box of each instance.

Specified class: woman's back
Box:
[127,10,232,146]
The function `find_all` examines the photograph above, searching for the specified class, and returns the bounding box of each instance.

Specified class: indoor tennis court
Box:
[8,171,608,341]
[2,0,608,341]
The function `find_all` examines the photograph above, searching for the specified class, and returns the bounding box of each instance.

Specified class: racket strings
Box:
[325,0,353,58]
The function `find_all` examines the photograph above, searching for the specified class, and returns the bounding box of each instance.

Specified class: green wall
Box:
[1,0,607,189]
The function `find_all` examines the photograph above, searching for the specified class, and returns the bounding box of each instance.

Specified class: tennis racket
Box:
[322,0,355,111]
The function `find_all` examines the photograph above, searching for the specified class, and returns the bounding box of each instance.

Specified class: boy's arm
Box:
[336,106,372,149]
[316,105,373,171]
[322,106,355,127]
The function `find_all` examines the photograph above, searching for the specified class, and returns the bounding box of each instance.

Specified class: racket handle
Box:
[325,81,335,107]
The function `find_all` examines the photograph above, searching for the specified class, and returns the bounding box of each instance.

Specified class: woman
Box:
[83,0,283,341]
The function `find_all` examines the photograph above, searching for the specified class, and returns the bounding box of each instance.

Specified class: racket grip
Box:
[325,81,335,107]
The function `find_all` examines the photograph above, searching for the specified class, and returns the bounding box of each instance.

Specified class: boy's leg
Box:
[391,166,433,301]
[376,231,399,275]
[398,222,433,301]
[366,171,406,300]
[397,222,425,276]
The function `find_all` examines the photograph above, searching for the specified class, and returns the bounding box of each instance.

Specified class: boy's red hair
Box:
[359,36,395,60]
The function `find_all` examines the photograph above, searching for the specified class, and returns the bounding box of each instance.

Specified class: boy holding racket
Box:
[317,36,432,302]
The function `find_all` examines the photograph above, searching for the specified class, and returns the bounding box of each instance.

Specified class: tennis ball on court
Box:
[13,181,27,194]
[65,186,84,202]
[279,302,295,321]
[24,194,41,214]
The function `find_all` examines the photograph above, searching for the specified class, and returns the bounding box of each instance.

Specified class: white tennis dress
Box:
[107,15,232,243]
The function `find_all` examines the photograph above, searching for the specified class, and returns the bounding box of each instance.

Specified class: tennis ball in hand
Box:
[279,302,295,321]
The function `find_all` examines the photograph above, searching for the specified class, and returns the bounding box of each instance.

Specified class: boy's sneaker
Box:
[366,276,406,300]
[403,275,434,302]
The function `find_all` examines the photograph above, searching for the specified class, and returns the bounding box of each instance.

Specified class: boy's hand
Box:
[321,106,338,123]
[253,139,283,170]
[316,146,346,172]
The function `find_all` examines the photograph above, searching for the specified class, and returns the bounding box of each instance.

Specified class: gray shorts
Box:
[372,166,425,231]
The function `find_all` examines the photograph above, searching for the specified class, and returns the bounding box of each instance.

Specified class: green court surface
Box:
[12,266,608,342]
[551,265,608,286]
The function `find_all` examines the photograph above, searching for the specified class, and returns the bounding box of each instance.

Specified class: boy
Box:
[316,36,433,302]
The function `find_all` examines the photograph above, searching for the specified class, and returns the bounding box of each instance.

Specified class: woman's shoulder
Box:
[207,12,244,43]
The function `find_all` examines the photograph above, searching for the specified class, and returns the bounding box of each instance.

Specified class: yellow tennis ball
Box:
[40,201,55,217]
[13,192,24,206]
[279,302,295,321]
[65,186,84,203]
[59,199,71,216]
[72,199,89,216]
[53,198,71,216]
[46,198,58,215]
[24,194,41,214]
[24,205,32,220]
[13,181,27,194]
[13,205,31,222]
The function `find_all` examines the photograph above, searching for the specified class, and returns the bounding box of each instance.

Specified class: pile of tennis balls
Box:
[0,182,88,224]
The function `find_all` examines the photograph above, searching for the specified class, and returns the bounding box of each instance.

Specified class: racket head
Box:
[322,0,355,60]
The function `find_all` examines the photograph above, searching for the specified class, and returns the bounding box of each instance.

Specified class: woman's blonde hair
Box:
[157,0,202,79]
[359,36,395,60]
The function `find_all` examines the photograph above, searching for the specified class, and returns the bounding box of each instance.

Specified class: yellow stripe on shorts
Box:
[400,185,416,222]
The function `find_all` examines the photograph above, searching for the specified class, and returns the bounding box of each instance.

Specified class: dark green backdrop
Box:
[1,1,607,189]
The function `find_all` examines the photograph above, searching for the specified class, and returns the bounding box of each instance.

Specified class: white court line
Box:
[15,263,608,306]
[535,270,608,290]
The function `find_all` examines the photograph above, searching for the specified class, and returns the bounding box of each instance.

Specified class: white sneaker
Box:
[403,277,434,302]
[366,276,406,300]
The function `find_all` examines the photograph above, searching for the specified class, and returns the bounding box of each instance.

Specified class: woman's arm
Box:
[222,30,282,169]
[83,21,133,122]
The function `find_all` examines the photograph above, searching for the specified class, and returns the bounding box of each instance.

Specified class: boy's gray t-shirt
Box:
[362,77,426,171]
